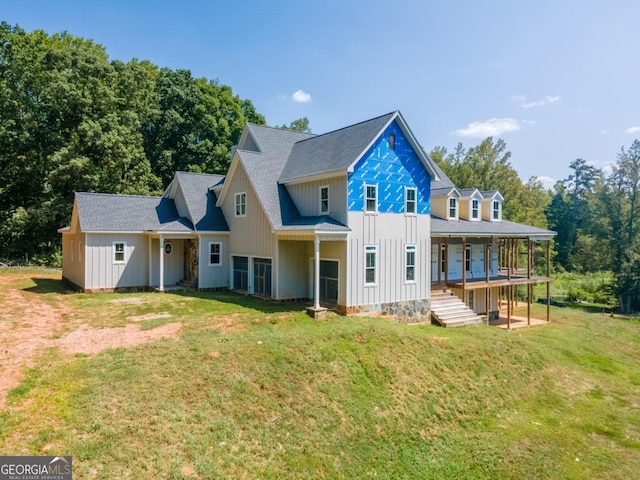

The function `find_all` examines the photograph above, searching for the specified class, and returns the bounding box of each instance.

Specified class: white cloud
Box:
[626,126,640,134]
[453,118,521,138]
[536,176,557,190]
[513,94,561,109]
[291,90,312,103]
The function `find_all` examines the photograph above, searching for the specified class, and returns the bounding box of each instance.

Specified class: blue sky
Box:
[3,0,640,187]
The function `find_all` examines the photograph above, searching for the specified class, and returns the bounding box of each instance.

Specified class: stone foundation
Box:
[344,299,431,324]
[306,306,328,319]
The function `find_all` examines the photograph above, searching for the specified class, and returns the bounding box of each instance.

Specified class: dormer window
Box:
[492,200,501,220]
[448,197,457,219]
[471,199,479,220]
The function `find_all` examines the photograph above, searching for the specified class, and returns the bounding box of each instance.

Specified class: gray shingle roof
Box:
[431,216,555,237]
[279,112,396,183]
[174,172,229,232]
[75,192,193,232]
[429,159,456,190]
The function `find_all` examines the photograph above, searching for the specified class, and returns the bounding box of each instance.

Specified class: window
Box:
[320,186,329,214]
[405,188,417,214]
[164,242,173,255]
[113,242,126,264]
[465,245,472,272]
[209,242,222,266]
[492,200,501,220]
[365,184,377,213]
[365,245,377,285]
[448,197,457,219]
[235,192,246,217]
[471,199,479,219]
[389,133,396,151]
[406,245,416,282]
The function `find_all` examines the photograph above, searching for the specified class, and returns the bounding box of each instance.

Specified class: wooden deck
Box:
[434,273,550,290]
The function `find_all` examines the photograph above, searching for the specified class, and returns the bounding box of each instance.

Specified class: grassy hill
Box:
[1,270,639,479]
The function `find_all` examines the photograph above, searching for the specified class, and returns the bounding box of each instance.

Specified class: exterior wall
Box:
[172,181,190,219]
[431,196,458,220]
[450,286,500,318]
[149,238,184,287]
[221,162,275,260]
[346,212,431,307]
[61,230,86,289]
[85,233,150,290]
[198,234,230,289]
[431,239,498,281]
[277,240,312,300]
[287,175,348,225]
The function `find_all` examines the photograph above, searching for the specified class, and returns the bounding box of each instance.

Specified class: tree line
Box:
[0,23,265,263]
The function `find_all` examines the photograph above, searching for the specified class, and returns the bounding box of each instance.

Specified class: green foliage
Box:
[0,22,265,264]
[278,117,312,133]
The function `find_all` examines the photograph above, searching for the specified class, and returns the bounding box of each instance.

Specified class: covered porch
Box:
[146,233,199,291]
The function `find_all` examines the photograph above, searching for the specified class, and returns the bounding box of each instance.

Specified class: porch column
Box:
[485,238,490,283]
[462,236,467,292]
[314,235,320,309]
[159,235,165,292]
[444,238,449,285]
[546,240,551,322]
[148,236,152,286]
[437,239,442,285]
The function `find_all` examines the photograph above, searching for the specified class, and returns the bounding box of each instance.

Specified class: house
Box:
[60,111,555,325]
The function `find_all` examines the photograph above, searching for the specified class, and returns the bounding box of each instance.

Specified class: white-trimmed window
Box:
[448,197,457,219]
[465,244,472,272]
[113,241,126,264]
[492,200,501,220]
[365,184,377,213]
[209,242,222,266]
[365,245,377,285]
[320,185,329,214]
[405,245,416,282]
[405,187,417,214]
[235,192,246,217]
[471,199,479,219]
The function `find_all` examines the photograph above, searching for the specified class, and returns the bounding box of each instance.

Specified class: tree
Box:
[278,117,311,133]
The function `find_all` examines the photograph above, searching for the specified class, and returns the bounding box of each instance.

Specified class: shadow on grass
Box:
[173,290,313,315]
[23,277,70,295]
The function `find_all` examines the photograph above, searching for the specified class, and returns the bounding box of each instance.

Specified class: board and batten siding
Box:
[346,212,430,307]
[198,234,229,289]
[85,233,150,289]
[61,230,86,288]
[277,240,312,300]
[286,176,348,225]
[149,238,184,287]
[221,162,275,259]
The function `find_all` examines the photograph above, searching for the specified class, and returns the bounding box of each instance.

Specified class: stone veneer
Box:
[343,299,431,324]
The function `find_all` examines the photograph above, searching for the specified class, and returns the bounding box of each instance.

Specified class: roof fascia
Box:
[280,169,347,186]
[215,153,241,207]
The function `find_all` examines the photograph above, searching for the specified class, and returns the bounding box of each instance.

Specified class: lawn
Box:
[1,269,639,479]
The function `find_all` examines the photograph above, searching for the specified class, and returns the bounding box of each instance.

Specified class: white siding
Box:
[85,233,149,289]
[277,240,312,300]
[346,212,430,307]
[199,234,229,289]
[149,238,184,287]
[287,176,348,225]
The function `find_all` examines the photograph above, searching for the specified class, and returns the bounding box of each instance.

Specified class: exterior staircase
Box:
[430,290,483,327]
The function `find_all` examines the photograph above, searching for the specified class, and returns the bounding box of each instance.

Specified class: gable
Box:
[347,121,431,214]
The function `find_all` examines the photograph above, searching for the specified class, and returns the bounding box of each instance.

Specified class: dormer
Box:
[481,191,504,222]
[431,187,461,221]
[459,189,483,221]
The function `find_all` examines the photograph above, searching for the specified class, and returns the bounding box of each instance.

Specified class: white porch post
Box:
[148,235,152,286]
[159,235,165,292]
[314,235,321,309]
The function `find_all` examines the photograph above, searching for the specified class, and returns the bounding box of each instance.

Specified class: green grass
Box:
[1,271,640,478]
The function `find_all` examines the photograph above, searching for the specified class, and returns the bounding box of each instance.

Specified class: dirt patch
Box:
[127,312,172,322]
[210,315,247,334]
[56,322,182,355]
[0,273,182,407]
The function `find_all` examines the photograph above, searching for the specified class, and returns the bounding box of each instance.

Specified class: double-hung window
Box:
[209,242,222,266]
[405,245,416,282]
[113,241,126,264]
[492,200,501,220]
[365,245,377,285]
[365,184,377,213]
[405,188,417,214]
[235,192,246,217]
[448,197,457,219]
[465,245,472,272]
[320,186,329,214]
[471,199,479,219]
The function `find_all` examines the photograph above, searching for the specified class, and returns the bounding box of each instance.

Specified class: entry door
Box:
[319,260,339,305]
[253,258,272,297]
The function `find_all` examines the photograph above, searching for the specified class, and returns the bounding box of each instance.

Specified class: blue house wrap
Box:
[347,121,431,214]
